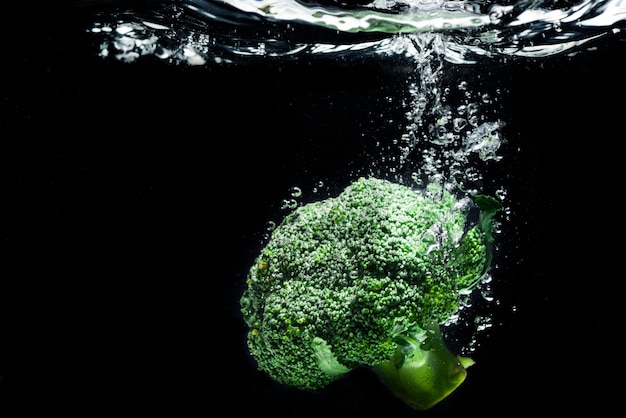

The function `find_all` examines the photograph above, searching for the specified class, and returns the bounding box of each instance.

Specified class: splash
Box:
[87,0,626,64]
[368,33,505,192]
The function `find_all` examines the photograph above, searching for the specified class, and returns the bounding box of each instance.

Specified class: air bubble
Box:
[289,186,302,198]
[280,199,298,210]
[488,8,504,24]
[453,117,467,132]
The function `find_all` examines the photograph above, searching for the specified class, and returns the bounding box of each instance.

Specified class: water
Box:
[84,0,626,198]
[2,0,624,415]
[88,0,626,63]
[81,0,626,409]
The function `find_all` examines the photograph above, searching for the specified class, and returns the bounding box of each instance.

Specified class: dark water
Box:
[1,1,624,416]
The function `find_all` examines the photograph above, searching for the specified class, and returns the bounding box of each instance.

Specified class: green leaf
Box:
[312,337,351,377]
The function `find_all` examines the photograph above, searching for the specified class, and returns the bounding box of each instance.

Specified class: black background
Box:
[1,1,624,416]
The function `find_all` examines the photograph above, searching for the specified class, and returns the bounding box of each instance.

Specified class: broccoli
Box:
[240,177,501,410]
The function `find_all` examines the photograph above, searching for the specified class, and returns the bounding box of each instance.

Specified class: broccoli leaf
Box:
[312,337,351,377]
[475,194,502,242]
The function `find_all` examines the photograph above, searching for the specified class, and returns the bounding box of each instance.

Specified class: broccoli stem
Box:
[372,321,474,410]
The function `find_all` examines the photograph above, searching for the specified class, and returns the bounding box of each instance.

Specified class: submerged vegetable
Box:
[240,177,500,410]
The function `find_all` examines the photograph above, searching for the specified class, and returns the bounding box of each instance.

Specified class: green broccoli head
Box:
[240,177,500,410]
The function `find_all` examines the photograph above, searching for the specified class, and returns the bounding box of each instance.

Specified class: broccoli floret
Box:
[240,177,501,410]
